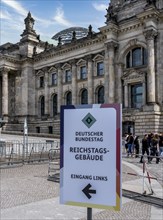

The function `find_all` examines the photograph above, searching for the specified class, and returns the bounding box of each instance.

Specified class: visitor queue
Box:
[124,132,163,164]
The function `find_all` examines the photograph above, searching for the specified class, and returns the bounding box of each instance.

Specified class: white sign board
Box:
[60,104,121,210]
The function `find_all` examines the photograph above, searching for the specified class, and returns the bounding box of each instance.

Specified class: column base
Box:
[2,115,8,123]
[143,103,160,112]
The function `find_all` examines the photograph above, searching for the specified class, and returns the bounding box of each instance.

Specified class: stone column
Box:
[142,80,146,106]
[70,59,77,105]
[108,42,117,103]
[87,55,93,104]
[104,45,109,103]
[44,68,49,116]
[116,63,123,104]
[144,29,157,103]
[124,83,128,108]
[104,42,117,103]
[2,68,9,120]
[57,64,62,113]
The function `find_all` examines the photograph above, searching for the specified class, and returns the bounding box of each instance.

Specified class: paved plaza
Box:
[0,134,163,220]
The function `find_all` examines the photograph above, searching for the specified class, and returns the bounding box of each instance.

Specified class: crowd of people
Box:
[124,132,163,164]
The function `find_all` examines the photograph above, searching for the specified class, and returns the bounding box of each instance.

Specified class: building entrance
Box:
[122,121,135,136]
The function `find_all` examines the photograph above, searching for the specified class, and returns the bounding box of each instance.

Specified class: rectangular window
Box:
[40,76,44,88]
[65,70,72,82]
[131,84,143,108]
[80,66,87,79]
[36,127,40,133]
[97,62,104,76]
[48,126,53,134]
[52,73,57,85]
[132,48,142,67]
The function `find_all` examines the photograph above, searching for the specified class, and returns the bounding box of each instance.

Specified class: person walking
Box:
[149,133,160,164]
[134,135,140,158]
[140,134,150,163]
[124,132,129,153]
[127,133,134,157]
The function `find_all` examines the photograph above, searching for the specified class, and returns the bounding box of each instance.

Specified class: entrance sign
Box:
[60,104,121,210]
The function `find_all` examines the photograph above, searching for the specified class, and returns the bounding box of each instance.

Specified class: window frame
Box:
[40,96,45,116]
[53,94,58,116]
[40,76,44,88]
[65,69,72,83]
[80,66,87,80]
[97,86,104,104]
[131,83,143,109]
[81,89,88,105]
[51,73,57,86]
[97,62,104,76]
[126,47,147,68]
[66,91,72,105]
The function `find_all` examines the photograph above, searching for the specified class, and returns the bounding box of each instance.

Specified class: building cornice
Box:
[0,55,21,64]
[34,35,106,62]
[137,6,160,22]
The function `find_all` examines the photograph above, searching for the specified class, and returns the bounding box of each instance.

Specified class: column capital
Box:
[123,81,128,86]
[117,62,125,68]
[144,29,157,40]
[105,41,118,50]
[0,67,10,73]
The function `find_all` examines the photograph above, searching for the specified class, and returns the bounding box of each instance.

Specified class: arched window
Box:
[40,96,45,116]
[81,89,88,104]
[53,94,57,116]
[66,91,72,105]
[97,86,104,104]
[126,47,147,68]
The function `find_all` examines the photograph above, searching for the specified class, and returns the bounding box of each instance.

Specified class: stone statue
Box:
[105,3,117,23]
[33,46,37,56]
[87,25,93,38]
[107,3,114,19]
[72,31,76,41]
[58,37,62,46]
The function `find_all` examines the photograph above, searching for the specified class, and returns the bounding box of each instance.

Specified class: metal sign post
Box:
[87,207,92,220]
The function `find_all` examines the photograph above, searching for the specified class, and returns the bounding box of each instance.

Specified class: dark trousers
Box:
[149,147,160,163]
[140,147,150,162]
[135,145,139,157]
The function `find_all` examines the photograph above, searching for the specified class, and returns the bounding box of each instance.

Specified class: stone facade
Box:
[0,0,163,136]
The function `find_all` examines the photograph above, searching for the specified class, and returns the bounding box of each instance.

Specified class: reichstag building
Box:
[0,0,163,136]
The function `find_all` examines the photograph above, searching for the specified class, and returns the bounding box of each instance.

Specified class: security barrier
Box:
[0,140,60,167]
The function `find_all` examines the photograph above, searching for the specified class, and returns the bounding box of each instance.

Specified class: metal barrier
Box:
[0,140,60,167]
[47,148,60,182]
